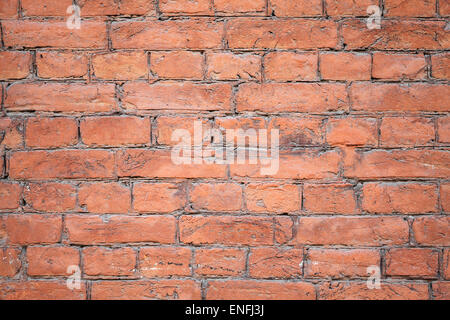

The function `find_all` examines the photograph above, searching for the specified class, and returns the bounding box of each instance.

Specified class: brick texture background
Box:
[0,0,449,300]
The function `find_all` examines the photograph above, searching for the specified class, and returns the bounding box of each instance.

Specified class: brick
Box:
[139,247,191,277]
[306,249,380,279]
[249,248,303,279]
[21,0,72,16]
[0,118,23,149]
[0,51,32,80]
[432,282,450,300]
[442,183,450,212]
[295,217,409,246]
[78,0,155,16]
[25,118,78,149]
[122,82,232,112]
[325,0,378,16]
[320,52,371,80]
[91,280,201,300]
[83,247,136,277]
[27,246,79,276]
[432,53,450,79]
[65,215,176,245]
[190,183,243,212]
[326,118,377,146]
[444,249,450,280]
[264,52,317,81]
[207,280,316,300]
[133,183,186,213]
[380,117,435,147]
[0,0,18,18]
[36,52,88,79]
[236,83,348,113]
[10,150,115,180]
[440,0,450,15]
[111,20,223,49]
[207,52,261,80]
[2,20,107,49]
[5,83,117,113]
[194,248,246,277]
[151,51,203,80]
[180,216,274,246]
[228,19,338,49]
[81,117,150,147]
[362,183,438,214]
[274,217,295,245]
[4,214,62,245]
[342,20,449,50]
[269,0,322,17]
[319,282,429,300]
[0,248,21,277]
[0,182,22,210]
[0,281,86,300]
[117,149,226,179]
[384,0,436,17]
[372,53,427,80]
[413,217,450,246]
[160,0,213,15]
[92,52,148,80]
[214,0,266,15]
[386,248,438,278]
[268,117,323,147]
[24,183,76,213]
[438,117,450,143]
[156,116,211,146]
[303,184,358,214]
[245,184,300,214]
[78,182,131,214]
[344,150,450,179]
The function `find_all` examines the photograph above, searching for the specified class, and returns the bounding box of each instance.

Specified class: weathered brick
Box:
[372,53,427,80]
[326,118,377,146]
[36,51,88,79]
[325,0,378,16]
[207,52,261,80]
[441,183,450,212]
[25,118,78,149]
[320,52,371,80]
[151,51,203,80]
[303,184,358,214]
[412,217,450,246]
[0,182,22,210]
[386,248,439,278]
[4,214,62,245]
[27,246,79,276]
[139,247,191,277]
[380,117,435,147]
[133,183,186,213]
[83,247,136,277]
[268,117,323,147]
[214,0,266,15]
[78,0,156,16]
[443,249,450,280]
[0,281,86,300]
[0,248,21,277]
[438,117,450,143]
[432,53,450,79]
[21,0,72,16]
[194,248,246,277]
[92,52,148,80]
[0,118,23,149]
[160,0,213,15]
[155,116,211,146]
[78,182,131,214]
[384,0,436,17]
[24,183,76,213]
[269,0,322,17]
[190,183,243,212]
[440,0,450,15]
[249,248,303,279]
[264,52,317,81]
[0,51,32,80]
[245,183,300,214]
[0,0,18,18]
[432,282,450,300]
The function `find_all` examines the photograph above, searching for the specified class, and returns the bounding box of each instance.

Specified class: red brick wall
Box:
[0,0,449,300]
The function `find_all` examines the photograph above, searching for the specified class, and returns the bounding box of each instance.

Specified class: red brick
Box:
[0,182,22,210]
[83,247,136,277]
[139,247,191,277]
[295,217,409,246]
[269,0,322,17]
[0,0,18,18]
[5,83,117,113]
[274,217,295,245]
[303,184,358,214]
[249,248,303,279]
[380,117,435,147]
[65,215,176,245]
[0,51,32,80]
[0,248,21,277]
[245,183,300,214]
[133,183,186,213]
[111,19,223,49]
[319,282,429,300]
[438,117,450,143]
[214,0,266,15]
[432,282,450,300]
[21,0,72,16]
[384,0,436,17]
[10,150,115,180]
[194,248,246,277]
[4,214,62,245]
[236,83,348,113]
[442,183,450,212]
[78,0,156,16]
[326,118,377,146]
[0,281,86,300]
[2,20,107,49]
[207,52,261,80]
[373,53,427,80]
[268,117,323,147]
[306,249,380,279]
[23,183,76,213]
[25,118,78,149]
[81,117,150,147]
[362,183,438,214]
[122,82,232,112]
[207,280,316,300]
[156,116,211,146]
[432,53,450,79]
[190,183,243,212]
[325,0,378,16]
[27,246,79,276]
[91,280,201,300]
[180,216,274,246]
[92,52,148,80]
[0,118,23,149]
[36,52,88,79]
[440,0,450,15]
[227,19,338,49]
[444,249,450,280]
[320,52,371,80]
[413,217,450,246]
[160,0,213,15]
[386,248,438,278]
[78,182,131,214]
[264,52,317,81]
[151,51,203,80]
